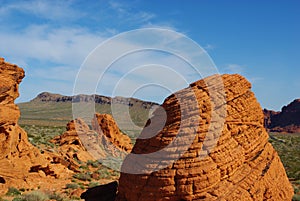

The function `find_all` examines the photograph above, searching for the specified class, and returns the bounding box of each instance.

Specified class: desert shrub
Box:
[12,198,22,201]
[66,183,79,189]
[77,183,85,189]
[6,187,21,196]
[70,196,81,200]
[87,160,99,168]
[79,165,89,170]
[48,192,64,201]
[0,197,9,201]
[293,194,300,201]
[96,168,111,179]
[88,181,100,188]
[294,185,300,194]
[21,191,48,201]
[73,172,92,181]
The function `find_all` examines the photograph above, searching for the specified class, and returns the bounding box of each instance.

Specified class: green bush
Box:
[87,160,99,168]
[294,185,300,194]
[12,198,22,201]
[77,183,85,189]
[293,194,300,201]
[48,192,64,201]
[6,187,21,196]
[70,196,81,200]
[73,172,92,181]
[88,181,100,188]
[21,191,48,201]
[79,165,89,170]
[96,168,111,179]
[66,183,79,189]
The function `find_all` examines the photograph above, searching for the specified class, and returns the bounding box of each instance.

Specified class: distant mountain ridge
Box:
[18,92,158,128]
[31,92,158,109]
[264,99,300,133]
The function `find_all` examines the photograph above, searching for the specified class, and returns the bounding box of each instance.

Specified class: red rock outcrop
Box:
[0,58,72,194]
[52,114,133,165]
[264,99,300,133]
[0,58,47,187]
[116,74,293,201]
[51,118,96,164]
[92,113,133,153]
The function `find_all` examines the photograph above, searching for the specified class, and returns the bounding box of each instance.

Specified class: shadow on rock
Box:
[81,181,118,201]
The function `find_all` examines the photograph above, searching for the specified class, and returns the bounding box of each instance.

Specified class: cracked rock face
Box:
[92,113,133,153]
[116,74,293,201]
[0,58,48,191]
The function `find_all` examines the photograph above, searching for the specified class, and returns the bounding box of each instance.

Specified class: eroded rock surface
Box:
[52,113,133,164]
[264,99,300,133]
[92,113,133,153]
[0,58,73,194]
[51,118,96,164]
[116,74,293,201]
[0,58,46,185]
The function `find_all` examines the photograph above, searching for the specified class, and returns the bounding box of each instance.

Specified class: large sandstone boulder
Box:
[116,74,293,201]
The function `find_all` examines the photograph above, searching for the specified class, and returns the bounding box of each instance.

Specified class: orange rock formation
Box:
[52,113,133,165]
[51,118,96,163]
[0,58,72,194]
[92,113,133,153]
[116,74,294,201]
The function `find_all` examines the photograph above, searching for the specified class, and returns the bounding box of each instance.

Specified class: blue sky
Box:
[0,0,299,110]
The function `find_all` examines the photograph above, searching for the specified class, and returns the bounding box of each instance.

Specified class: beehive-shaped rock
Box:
[116,74,293,201]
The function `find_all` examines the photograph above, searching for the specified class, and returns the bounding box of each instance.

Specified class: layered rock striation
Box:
[116,74,293,201]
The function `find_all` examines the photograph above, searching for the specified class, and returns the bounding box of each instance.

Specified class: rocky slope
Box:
[116,74,294,201]
[264,99,300,133]
[0,58,73,194]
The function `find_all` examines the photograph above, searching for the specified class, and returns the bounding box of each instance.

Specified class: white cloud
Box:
[72,29,218,103]
[108,0,155,24]
[203,44,215,51]
[0,0,82,21]
[1,0,202,103]
[0,25,105,67]
[223,64,245,74]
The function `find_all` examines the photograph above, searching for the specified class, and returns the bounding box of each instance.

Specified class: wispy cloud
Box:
[0,0,82,21]
[203,44,215,51]
[0,25,105,67]
[0,0,186,103]
[108,0,156,24]
[223,64,245,74]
